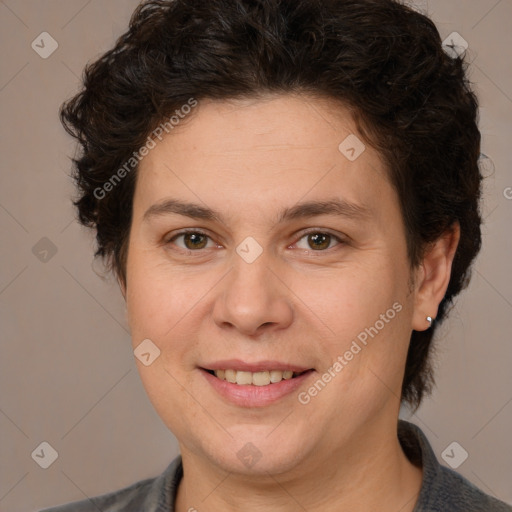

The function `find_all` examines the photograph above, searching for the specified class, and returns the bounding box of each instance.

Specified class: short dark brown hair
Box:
[60,0,482,410]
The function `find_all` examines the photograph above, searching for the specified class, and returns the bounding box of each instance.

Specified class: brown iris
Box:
[183,232,208,250]
[307,233,331,250]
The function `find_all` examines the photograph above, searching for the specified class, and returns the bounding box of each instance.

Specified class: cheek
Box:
[125,251,202,427]
[293,258,406,339]
[291,255,412,399]
[126,249,193,339]
[125,249,217,375]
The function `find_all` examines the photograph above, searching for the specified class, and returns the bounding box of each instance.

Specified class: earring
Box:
[426,316,433,327]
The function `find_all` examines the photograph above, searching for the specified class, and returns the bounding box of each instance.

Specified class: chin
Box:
[200,426,312,477]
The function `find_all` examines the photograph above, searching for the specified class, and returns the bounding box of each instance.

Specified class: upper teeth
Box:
[214,369,295,386]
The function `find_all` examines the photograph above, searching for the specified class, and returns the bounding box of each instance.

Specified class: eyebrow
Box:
[143,197,371,224]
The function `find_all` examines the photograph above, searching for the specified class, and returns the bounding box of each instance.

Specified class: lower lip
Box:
[201,369,315,407]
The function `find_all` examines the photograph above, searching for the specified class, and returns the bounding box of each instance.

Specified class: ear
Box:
[412,223,460,331]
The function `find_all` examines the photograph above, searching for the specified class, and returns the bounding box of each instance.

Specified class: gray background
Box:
[0,1,511,510]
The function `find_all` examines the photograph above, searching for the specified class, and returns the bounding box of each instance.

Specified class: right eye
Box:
[166,230,218,251]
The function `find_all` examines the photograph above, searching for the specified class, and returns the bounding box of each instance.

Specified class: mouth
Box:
[201,368,313,386]
[200,365,315,407]
[199,359,316,406]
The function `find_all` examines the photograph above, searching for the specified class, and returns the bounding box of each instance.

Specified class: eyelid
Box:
[294,226,348,241]
[164,228,219,250]
[165,228,210,242]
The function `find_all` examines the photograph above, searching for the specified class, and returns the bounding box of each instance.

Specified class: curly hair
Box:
[60,0,482,410]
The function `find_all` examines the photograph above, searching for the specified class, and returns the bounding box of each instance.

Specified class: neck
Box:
[175,418,423,512]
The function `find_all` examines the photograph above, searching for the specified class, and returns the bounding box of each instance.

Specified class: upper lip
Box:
[201,359,313,373]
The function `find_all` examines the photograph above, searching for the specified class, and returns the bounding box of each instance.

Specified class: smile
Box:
[205,368,309,386]
[200,366,315,407]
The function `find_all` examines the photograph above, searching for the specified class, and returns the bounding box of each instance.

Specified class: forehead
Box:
[133,94,392,222]
[145,94,365,156]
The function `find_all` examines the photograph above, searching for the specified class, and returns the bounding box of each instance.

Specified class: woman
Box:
[44,0,511,510]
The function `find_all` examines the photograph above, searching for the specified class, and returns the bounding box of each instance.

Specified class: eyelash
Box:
[164,228,347,254]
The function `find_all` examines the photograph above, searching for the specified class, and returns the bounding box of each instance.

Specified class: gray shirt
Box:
[40,420,511,511]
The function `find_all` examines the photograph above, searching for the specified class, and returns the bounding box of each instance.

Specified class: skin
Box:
[122,94,459,512]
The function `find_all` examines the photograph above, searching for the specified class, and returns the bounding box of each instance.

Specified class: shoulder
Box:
[398,420,511,512]
[38,456,183,512]
[425,464,512,512]
[39,477,154,512]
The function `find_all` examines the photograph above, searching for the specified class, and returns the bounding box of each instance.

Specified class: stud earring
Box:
[426,316,433,327]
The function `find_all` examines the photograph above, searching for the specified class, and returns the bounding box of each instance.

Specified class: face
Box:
[125,94,417,476]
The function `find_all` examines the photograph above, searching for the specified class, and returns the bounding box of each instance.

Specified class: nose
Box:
[211,254,294,337]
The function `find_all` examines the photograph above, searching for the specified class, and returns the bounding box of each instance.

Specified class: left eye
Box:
[295,232,342,251]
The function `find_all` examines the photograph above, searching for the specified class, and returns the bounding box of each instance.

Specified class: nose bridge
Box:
[230,252,272,302]
[212,248,293,335]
